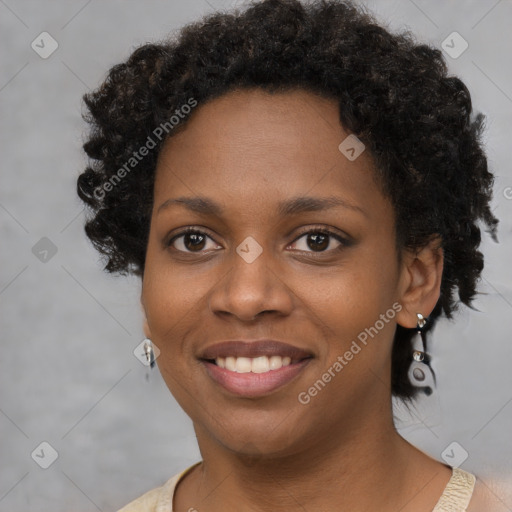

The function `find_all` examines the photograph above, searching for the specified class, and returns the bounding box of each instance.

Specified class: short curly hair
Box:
[77,0,498,399]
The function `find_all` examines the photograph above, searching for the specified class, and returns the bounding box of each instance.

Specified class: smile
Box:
[215,355,294,373]
[200,357,313,397]
[198,339,314,397]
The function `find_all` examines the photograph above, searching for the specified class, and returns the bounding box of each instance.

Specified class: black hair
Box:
[77,0,498,399]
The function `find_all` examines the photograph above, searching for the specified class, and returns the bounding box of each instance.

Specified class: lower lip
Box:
[201,359,312,398]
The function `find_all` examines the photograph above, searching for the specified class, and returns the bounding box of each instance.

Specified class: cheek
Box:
[142,226,214,324]
[142,262,209,416]
[141,244,222,396]
[317,276,396,350]
[307,243,401,369]
[142,260,205,353]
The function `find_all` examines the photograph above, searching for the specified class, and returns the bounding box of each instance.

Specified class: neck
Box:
[182,402,435,512]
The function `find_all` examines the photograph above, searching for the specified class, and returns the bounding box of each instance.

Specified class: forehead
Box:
[153,88,388,221]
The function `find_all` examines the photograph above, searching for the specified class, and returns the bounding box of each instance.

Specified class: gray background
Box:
[1,0,511,510]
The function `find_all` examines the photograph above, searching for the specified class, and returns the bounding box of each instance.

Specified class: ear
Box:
[395,236,444,329]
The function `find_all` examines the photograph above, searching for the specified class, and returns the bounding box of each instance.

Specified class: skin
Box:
[141,88,452,511]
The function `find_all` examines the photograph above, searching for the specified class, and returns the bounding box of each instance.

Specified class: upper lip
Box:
[199,340,314,361]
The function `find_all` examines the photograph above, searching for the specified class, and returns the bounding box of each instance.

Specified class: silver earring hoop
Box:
[407,313,435,394]
[143,338,156,369]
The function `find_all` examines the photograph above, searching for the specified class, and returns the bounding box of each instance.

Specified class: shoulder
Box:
[115,463,201,512]
[467,478,510,512]
[116,485,163,512]
[116,473,181,512]
[430,467,510,512]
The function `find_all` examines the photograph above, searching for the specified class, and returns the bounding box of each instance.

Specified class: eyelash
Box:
[165,226,350,256]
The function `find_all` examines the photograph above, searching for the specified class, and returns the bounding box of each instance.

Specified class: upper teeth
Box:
[216,355,292,373]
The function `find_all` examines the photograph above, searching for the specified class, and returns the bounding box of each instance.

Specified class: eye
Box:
[166,226,349,255]
[288,228,347,253]
[167,228,220,253]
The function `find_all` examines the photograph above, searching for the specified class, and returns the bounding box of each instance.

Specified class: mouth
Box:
[198,340,314,397]
[209,354,300,373]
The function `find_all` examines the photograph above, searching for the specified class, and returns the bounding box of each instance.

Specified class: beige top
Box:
[117,463,476,512]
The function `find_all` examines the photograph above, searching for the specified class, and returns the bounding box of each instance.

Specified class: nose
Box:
[207,246,294,322]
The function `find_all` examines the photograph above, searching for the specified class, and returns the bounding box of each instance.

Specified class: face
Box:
[142,88,410,457]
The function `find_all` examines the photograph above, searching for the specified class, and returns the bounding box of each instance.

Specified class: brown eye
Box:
[181,232,207,251]
[167,229,218,253]
[305,232,329,251]
[289,229,346,253]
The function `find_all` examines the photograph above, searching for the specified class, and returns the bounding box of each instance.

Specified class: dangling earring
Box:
[408,313,435,395]
[143,338,156,369]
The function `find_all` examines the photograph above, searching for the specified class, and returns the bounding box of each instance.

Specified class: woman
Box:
[77,0,500,510]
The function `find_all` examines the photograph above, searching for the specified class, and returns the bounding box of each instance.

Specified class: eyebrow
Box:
[157,195,366,217]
